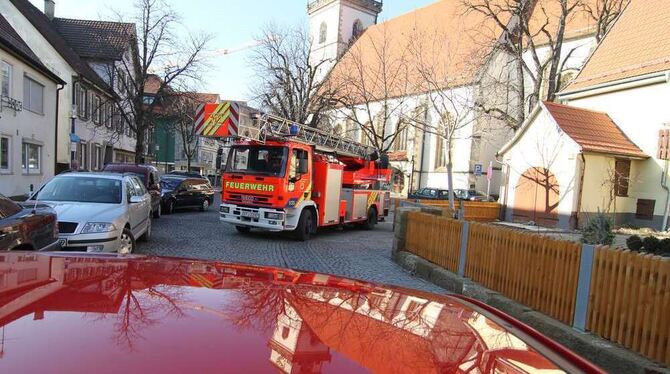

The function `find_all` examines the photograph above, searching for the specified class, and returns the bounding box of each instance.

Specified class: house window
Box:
[92,144,102,170]
[79,142,88,170]
[102,102,111,127]
[23,76,44,114]
[0,136,9,171]
[636,199,655,220]
[1,61,12,97]
[319,22,327,44]
[75,83,89,118]
[92,95,101,124]
[21,143,41,174]
[614,159,631,197]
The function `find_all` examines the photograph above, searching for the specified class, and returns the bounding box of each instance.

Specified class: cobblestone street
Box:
[137,194,443,293]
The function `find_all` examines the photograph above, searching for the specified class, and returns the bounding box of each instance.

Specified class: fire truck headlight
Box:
[265,212,283,220]
[220,206,229,214]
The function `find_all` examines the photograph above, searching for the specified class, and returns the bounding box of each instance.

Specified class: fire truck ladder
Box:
[236,113,374,159]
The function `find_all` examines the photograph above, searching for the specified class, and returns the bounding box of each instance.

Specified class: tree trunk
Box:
[134,128,145,164]
[446,143,455,213]
[187,157,191,171]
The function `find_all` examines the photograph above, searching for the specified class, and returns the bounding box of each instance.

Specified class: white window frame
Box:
[23,76,44,114]
[21,142,41,175]
[0,135,11,173]
[75,83,89,119]
[79,141,88,171]
[1,61,12,97]
[92,95,101,124]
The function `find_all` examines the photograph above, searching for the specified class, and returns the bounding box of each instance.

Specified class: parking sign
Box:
[474,163,483,177]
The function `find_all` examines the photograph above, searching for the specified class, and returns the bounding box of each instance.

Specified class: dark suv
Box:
[0,194,59,251]
[160,175,214,214]
[102,163,162,218]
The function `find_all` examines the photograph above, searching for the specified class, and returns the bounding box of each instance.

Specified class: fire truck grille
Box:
[228,194,271,206]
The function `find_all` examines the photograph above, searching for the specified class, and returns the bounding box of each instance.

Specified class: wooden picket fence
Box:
[405,212,462,273]
[587,248,670,365]
[465,222,581,325]
[403,211,670,366]
[399,199,501,222]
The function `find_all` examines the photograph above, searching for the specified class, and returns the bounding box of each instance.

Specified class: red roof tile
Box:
[543,101,647,158]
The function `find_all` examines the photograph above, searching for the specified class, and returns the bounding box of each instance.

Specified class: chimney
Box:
[44,0,55,21]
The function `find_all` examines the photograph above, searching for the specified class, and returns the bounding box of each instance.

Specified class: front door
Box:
[513,167,560,227]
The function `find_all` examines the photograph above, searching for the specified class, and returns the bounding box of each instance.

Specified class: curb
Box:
[393,250,670,374]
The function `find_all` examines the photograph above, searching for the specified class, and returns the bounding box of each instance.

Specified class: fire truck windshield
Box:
[226,146,288,176]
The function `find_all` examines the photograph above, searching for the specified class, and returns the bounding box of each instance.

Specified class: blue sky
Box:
[29,0,436,101]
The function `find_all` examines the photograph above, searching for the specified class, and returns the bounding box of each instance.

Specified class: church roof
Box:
[327,0,598,104]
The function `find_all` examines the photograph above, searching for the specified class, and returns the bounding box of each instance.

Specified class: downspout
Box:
[575,152,586,229]
[661,159,669,231]
[54,84,64,174]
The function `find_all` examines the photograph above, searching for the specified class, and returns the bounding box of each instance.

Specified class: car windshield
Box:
[33,177,122,204]
[0,195,22,218]
[160,178,182,190]
[133,173,147,184]
[226,146,288,176]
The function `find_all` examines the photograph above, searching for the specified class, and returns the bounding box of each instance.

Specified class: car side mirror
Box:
[298,158,308,174]
[129,196,143,204]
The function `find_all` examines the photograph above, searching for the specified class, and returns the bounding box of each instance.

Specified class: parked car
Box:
[28,172,152,254]
[102,163,162,218]
[165,171,205,178]
[0,194,59,251]
[0,251,604,373]
[408,187,451,200]
[455,189,498,202]
[160,175,214,214]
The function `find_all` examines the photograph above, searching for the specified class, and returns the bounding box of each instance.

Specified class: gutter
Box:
[662,158,670,231]
[559,71,669,100]
[54,83,64,173]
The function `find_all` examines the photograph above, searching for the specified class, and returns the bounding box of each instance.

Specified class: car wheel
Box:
[118,227,135,254]
[362,207,378,230]
[139,217,151,242]
[295,209,314,241]
[153,203,161,219]
[165,199,174,214]
[200,199,210,212]
[235,225,251,234]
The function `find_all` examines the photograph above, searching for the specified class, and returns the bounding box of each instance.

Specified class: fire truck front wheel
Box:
[235,225,251,234]
[362,207,378,230]
[295,209,315,241]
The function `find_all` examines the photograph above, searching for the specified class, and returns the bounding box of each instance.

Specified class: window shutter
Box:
[614,159,630,197]
[659,129,670,160]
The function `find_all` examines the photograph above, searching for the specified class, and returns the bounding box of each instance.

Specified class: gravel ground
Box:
[136,194,444,293]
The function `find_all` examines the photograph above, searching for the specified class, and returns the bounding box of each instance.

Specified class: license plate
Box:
[240,210,260,219]
[241,195,255,203]
[58,238,67,247]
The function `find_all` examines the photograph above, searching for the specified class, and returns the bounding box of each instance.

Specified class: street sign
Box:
[474,163,483,177]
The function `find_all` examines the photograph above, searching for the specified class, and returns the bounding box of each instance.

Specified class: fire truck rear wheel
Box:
[362,207,378,230]
[295,209,314,241]
[235,226,251,234]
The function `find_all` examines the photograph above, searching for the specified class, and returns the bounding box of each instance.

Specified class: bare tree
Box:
[250,24,339,128]
[161,92,206,171]
[581,0,629,42]
[462,0,599,130]
[331,24,413,153]
[111,0,211,163]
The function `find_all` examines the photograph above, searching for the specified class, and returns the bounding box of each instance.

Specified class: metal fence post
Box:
[457,222,469,277]
[573,244,595,331]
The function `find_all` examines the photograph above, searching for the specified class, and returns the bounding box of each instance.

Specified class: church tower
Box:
[307,0,382,80]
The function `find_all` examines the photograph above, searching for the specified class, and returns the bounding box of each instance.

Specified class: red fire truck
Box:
[195,102,392,240]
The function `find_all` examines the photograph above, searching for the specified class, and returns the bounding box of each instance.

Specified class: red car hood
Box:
[0,252,599,374]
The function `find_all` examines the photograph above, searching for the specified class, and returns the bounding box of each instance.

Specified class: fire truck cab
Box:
[219,138,391,240]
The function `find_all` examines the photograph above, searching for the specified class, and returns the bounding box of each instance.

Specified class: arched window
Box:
[352,19,364,39]
[435,112,452,169]
[319,22,327,44]
[393,119,408,151]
